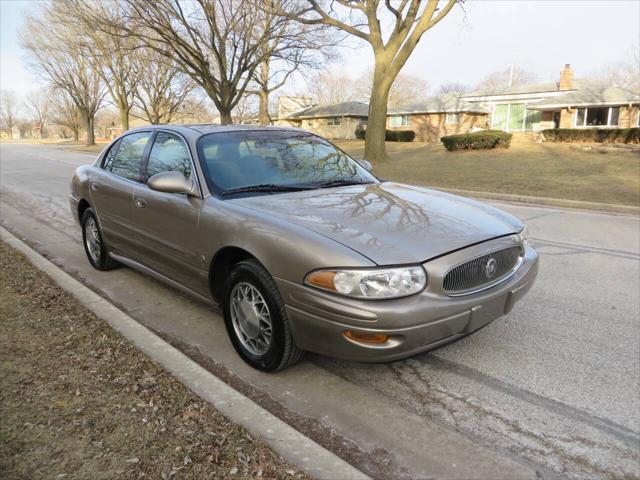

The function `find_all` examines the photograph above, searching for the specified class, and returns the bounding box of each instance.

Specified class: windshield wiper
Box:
[221,184,313,195]
[314,179,374,188]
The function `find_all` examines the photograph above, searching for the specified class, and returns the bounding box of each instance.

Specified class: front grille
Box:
[443,246,523,296]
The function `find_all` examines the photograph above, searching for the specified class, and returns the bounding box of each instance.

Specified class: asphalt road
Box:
[1,143,639,479]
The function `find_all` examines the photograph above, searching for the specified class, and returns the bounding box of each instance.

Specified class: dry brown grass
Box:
[337,140,640,206]
[0,241,308,480]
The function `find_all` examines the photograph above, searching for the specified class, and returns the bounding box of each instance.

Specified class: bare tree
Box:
[232,93,259,124]
[438,81,471,94]
[21,4,105,145]
[475,66,537,93]
[49,90,83,141]
[248,9,339,125]
[589,45,640,93]
[75,0,302,125]
[60,0,140,131]
[355,68,430,107]
[279,0,458,161]
[307,70,362,104]
[134,49,197,125]
[0,90,21,136]
[24,89,51,138]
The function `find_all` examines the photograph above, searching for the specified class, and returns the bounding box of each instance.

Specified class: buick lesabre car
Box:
[70,125,538,371]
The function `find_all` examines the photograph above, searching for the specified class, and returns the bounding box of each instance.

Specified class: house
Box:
[461,65,640,132]
[386,93,490,142]
[276,64,639,142]
[274,100,368,140]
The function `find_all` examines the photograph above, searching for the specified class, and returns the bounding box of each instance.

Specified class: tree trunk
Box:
[84,114,95,146]
[119,104,130,132]
[364,63,392,162]
[73,127,79,141]
[219,109,232,125]
[258,89,270,126]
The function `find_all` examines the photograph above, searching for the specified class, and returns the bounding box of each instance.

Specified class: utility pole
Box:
[507,64,514,87]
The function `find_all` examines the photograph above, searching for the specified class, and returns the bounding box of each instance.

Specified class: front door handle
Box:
[134,198,147,208]
[90,182,100,191]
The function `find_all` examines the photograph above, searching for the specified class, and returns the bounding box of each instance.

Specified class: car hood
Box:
[230,182,523,265]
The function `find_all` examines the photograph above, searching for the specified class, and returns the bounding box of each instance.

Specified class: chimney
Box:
[559,64,574,90]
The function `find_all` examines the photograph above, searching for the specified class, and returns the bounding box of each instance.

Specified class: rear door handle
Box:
[134,198,147,208]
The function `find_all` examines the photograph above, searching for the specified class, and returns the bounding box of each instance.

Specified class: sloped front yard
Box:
[0,241,307,480]
[337,140,640,206]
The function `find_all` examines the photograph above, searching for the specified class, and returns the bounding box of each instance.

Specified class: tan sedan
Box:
[70,125,538,371]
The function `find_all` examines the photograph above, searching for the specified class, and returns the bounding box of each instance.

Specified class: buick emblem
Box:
[485,257,498,279]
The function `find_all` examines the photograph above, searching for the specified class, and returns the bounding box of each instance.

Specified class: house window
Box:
[575,107,620,127]
[445,113,460,124]
[389,115,409,127]
[326,117,341,126]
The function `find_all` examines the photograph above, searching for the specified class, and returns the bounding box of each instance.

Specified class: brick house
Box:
[274,101,368,140]
[461,65,640,132]
[275,65,639,142]
[386,93,490,142]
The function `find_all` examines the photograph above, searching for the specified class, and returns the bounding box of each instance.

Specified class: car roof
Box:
[123,123,310,138]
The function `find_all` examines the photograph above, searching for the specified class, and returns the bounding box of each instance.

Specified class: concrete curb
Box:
[433,187,640,215]
[0,227,371,480]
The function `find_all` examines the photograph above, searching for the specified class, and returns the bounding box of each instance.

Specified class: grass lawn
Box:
[336,140,640,206]
[0,241,307,480]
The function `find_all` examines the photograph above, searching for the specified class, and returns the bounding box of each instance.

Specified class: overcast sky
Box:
[2,0,639,101]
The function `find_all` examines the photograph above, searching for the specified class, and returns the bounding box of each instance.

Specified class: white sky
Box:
[2,0,639,100]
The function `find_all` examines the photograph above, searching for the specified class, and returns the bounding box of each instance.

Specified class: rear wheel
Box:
[223,259,304,372]
[81,208,118,271]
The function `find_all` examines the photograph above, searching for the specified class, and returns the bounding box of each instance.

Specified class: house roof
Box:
[529,83,640,110]
[466,82,561,97]
[389,93,490,115]
[286,101,369,119]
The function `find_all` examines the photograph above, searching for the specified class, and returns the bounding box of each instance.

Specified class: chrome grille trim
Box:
[443,246,523,297]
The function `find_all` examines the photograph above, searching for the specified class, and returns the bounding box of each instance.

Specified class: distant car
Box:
[70,124,538,371]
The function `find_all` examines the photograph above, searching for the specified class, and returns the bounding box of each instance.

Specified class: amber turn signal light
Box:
[305,270,337,291]
[343,330,390,344]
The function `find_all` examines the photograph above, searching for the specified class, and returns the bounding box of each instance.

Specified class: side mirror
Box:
[148,171,198,196]
[356,159,372,172]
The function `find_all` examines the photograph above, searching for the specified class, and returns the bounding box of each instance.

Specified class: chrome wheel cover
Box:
[84,217,101,263]
[230,282,273,356]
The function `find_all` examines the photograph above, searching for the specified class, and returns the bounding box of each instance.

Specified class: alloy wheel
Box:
[230,282,273,356]
[84,216,102,264]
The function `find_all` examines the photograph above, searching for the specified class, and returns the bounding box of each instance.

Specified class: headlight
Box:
[305,266,427,299]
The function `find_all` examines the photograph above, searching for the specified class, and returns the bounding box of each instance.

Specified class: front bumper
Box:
[275,239,538,362]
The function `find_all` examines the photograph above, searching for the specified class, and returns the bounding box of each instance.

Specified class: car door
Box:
[90,131,152,255]
[130,131,208,294]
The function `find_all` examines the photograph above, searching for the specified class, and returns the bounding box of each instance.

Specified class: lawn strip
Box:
[0,241,308,480]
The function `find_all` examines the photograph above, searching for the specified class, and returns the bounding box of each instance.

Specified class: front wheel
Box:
[223,259,304,372]
[81,208,118,271]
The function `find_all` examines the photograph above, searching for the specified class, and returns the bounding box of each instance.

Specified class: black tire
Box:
[223,259,304,372]
[81,208,118,271]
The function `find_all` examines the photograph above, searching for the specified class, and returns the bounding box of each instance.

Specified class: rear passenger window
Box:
[103,132,151,182]
[145,132,191,180]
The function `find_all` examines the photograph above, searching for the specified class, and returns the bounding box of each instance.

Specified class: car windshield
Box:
[197,130,377,196]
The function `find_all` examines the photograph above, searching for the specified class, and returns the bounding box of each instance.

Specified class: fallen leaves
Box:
[0,241,309,480]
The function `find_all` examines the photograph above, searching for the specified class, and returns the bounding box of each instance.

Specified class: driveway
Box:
[1,143,638,479]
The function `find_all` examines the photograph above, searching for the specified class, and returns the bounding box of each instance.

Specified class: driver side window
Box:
[145,132,192,181]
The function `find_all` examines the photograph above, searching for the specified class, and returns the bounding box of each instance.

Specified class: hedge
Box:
[541,128,640,144]
[440,130,512,151]
[355,127,415,142]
